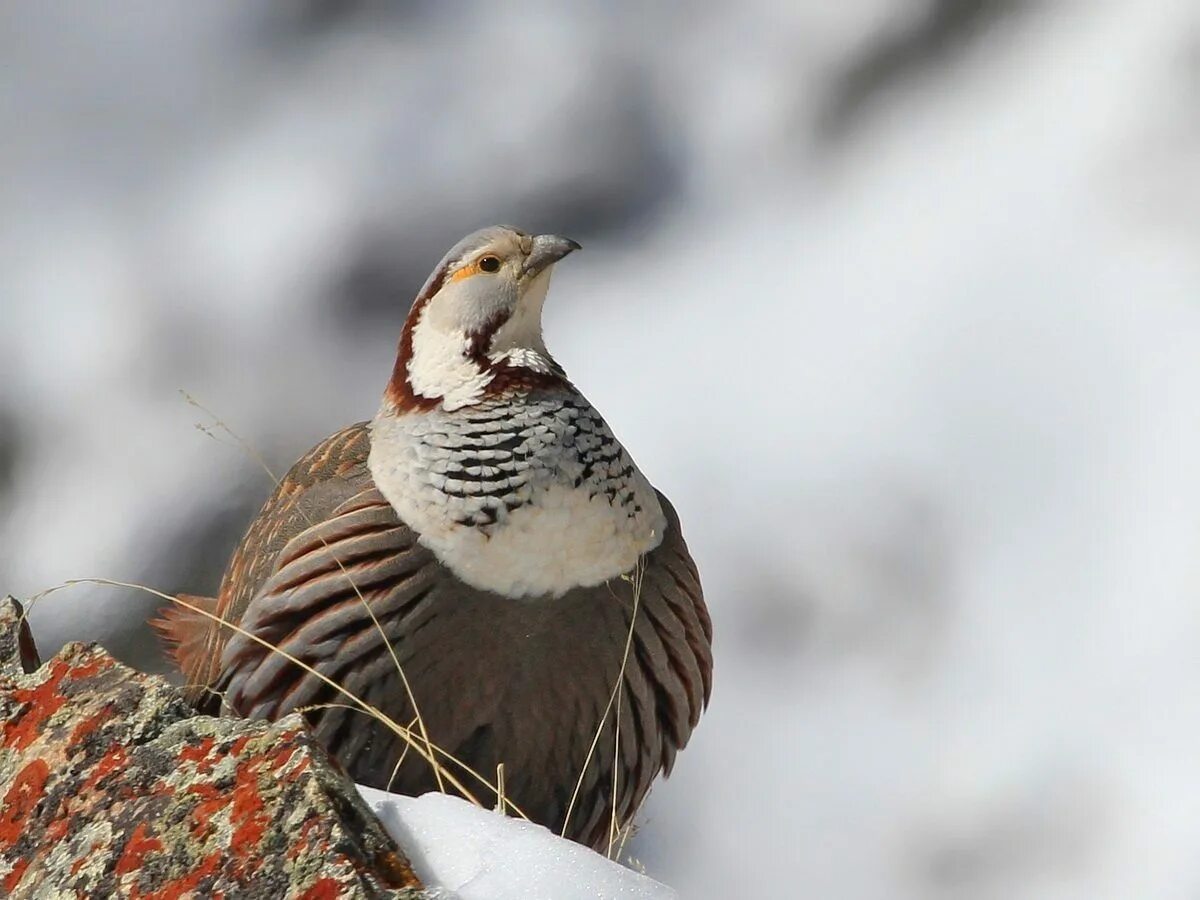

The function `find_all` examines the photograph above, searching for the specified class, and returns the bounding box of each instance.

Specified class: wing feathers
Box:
[183,424,713,851]
[223,488,442,718]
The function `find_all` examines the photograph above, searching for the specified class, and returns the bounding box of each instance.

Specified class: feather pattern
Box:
[186,422,711,850]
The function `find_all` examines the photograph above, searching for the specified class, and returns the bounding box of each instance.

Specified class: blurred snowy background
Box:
[3,1,1200,897]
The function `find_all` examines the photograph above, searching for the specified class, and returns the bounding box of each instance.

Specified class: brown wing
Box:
[561,491,713,848]
[159,418,713,850]
[210,480,711,850]
[154,422,377,707]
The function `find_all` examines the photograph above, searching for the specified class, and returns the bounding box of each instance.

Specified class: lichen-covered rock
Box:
[0,597,425,898]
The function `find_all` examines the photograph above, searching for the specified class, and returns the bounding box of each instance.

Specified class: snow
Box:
[356,786,674,900]
[4,2,1200,898]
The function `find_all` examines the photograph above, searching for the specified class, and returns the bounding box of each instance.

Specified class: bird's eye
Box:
[478,255,501,273]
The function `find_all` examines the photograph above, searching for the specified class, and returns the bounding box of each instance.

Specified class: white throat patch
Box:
[406,312,493,411]
[405,268,555,412]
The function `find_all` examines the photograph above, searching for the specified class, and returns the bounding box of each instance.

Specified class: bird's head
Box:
[384,225,580,413]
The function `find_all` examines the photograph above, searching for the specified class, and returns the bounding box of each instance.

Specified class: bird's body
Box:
[155,226,712,850]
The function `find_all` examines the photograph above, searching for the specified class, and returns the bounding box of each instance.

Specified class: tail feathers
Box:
[150,594,221,707]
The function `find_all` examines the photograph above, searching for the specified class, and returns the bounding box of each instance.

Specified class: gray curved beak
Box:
[521,234,581,280]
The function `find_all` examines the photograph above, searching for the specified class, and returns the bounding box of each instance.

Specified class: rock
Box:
[0,596,425,898]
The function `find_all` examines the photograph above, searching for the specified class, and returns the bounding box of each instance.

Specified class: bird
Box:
[153,225,712,851]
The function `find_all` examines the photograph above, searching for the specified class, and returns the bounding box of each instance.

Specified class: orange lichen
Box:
[83,745,129,792]
[0,758,49,845]
[0,758,51,892]
[187,782,228,839]
[298,876,343,900]
[0,596,422,896]
[2,659,69,750]
[115,823,163,876]
[68,706,114,749]
[68,654,112,680]
[179,736,215,764]
[230,761,268,849]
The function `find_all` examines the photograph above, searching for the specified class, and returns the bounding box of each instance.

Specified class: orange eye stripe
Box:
[449,263,480,283]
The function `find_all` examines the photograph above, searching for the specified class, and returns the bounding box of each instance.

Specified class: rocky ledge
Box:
[0,596,425,898]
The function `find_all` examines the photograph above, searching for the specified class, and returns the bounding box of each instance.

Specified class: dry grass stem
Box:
[182,392,447,795]
[62,577,532,820]
[28,576,499,808]
[606,559,645,859]
[23,390,670,845]
[561,557,646,852]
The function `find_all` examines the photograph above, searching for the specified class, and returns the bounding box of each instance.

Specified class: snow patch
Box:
[356,786,675,900]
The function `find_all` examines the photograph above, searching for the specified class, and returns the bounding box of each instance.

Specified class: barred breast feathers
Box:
[368,389,666,599]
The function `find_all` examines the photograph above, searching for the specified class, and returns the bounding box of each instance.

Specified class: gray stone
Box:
[0,596,426,898]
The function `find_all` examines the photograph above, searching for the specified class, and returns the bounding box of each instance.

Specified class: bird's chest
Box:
[368,396,665,598]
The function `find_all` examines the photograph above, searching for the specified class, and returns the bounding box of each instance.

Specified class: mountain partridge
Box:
[153,226,713,850]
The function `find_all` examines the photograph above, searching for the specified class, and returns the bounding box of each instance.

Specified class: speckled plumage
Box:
[370,386,665,598]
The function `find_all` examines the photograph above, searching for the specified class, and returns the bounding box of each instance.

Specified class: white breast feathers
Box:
[368,393,666,599]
